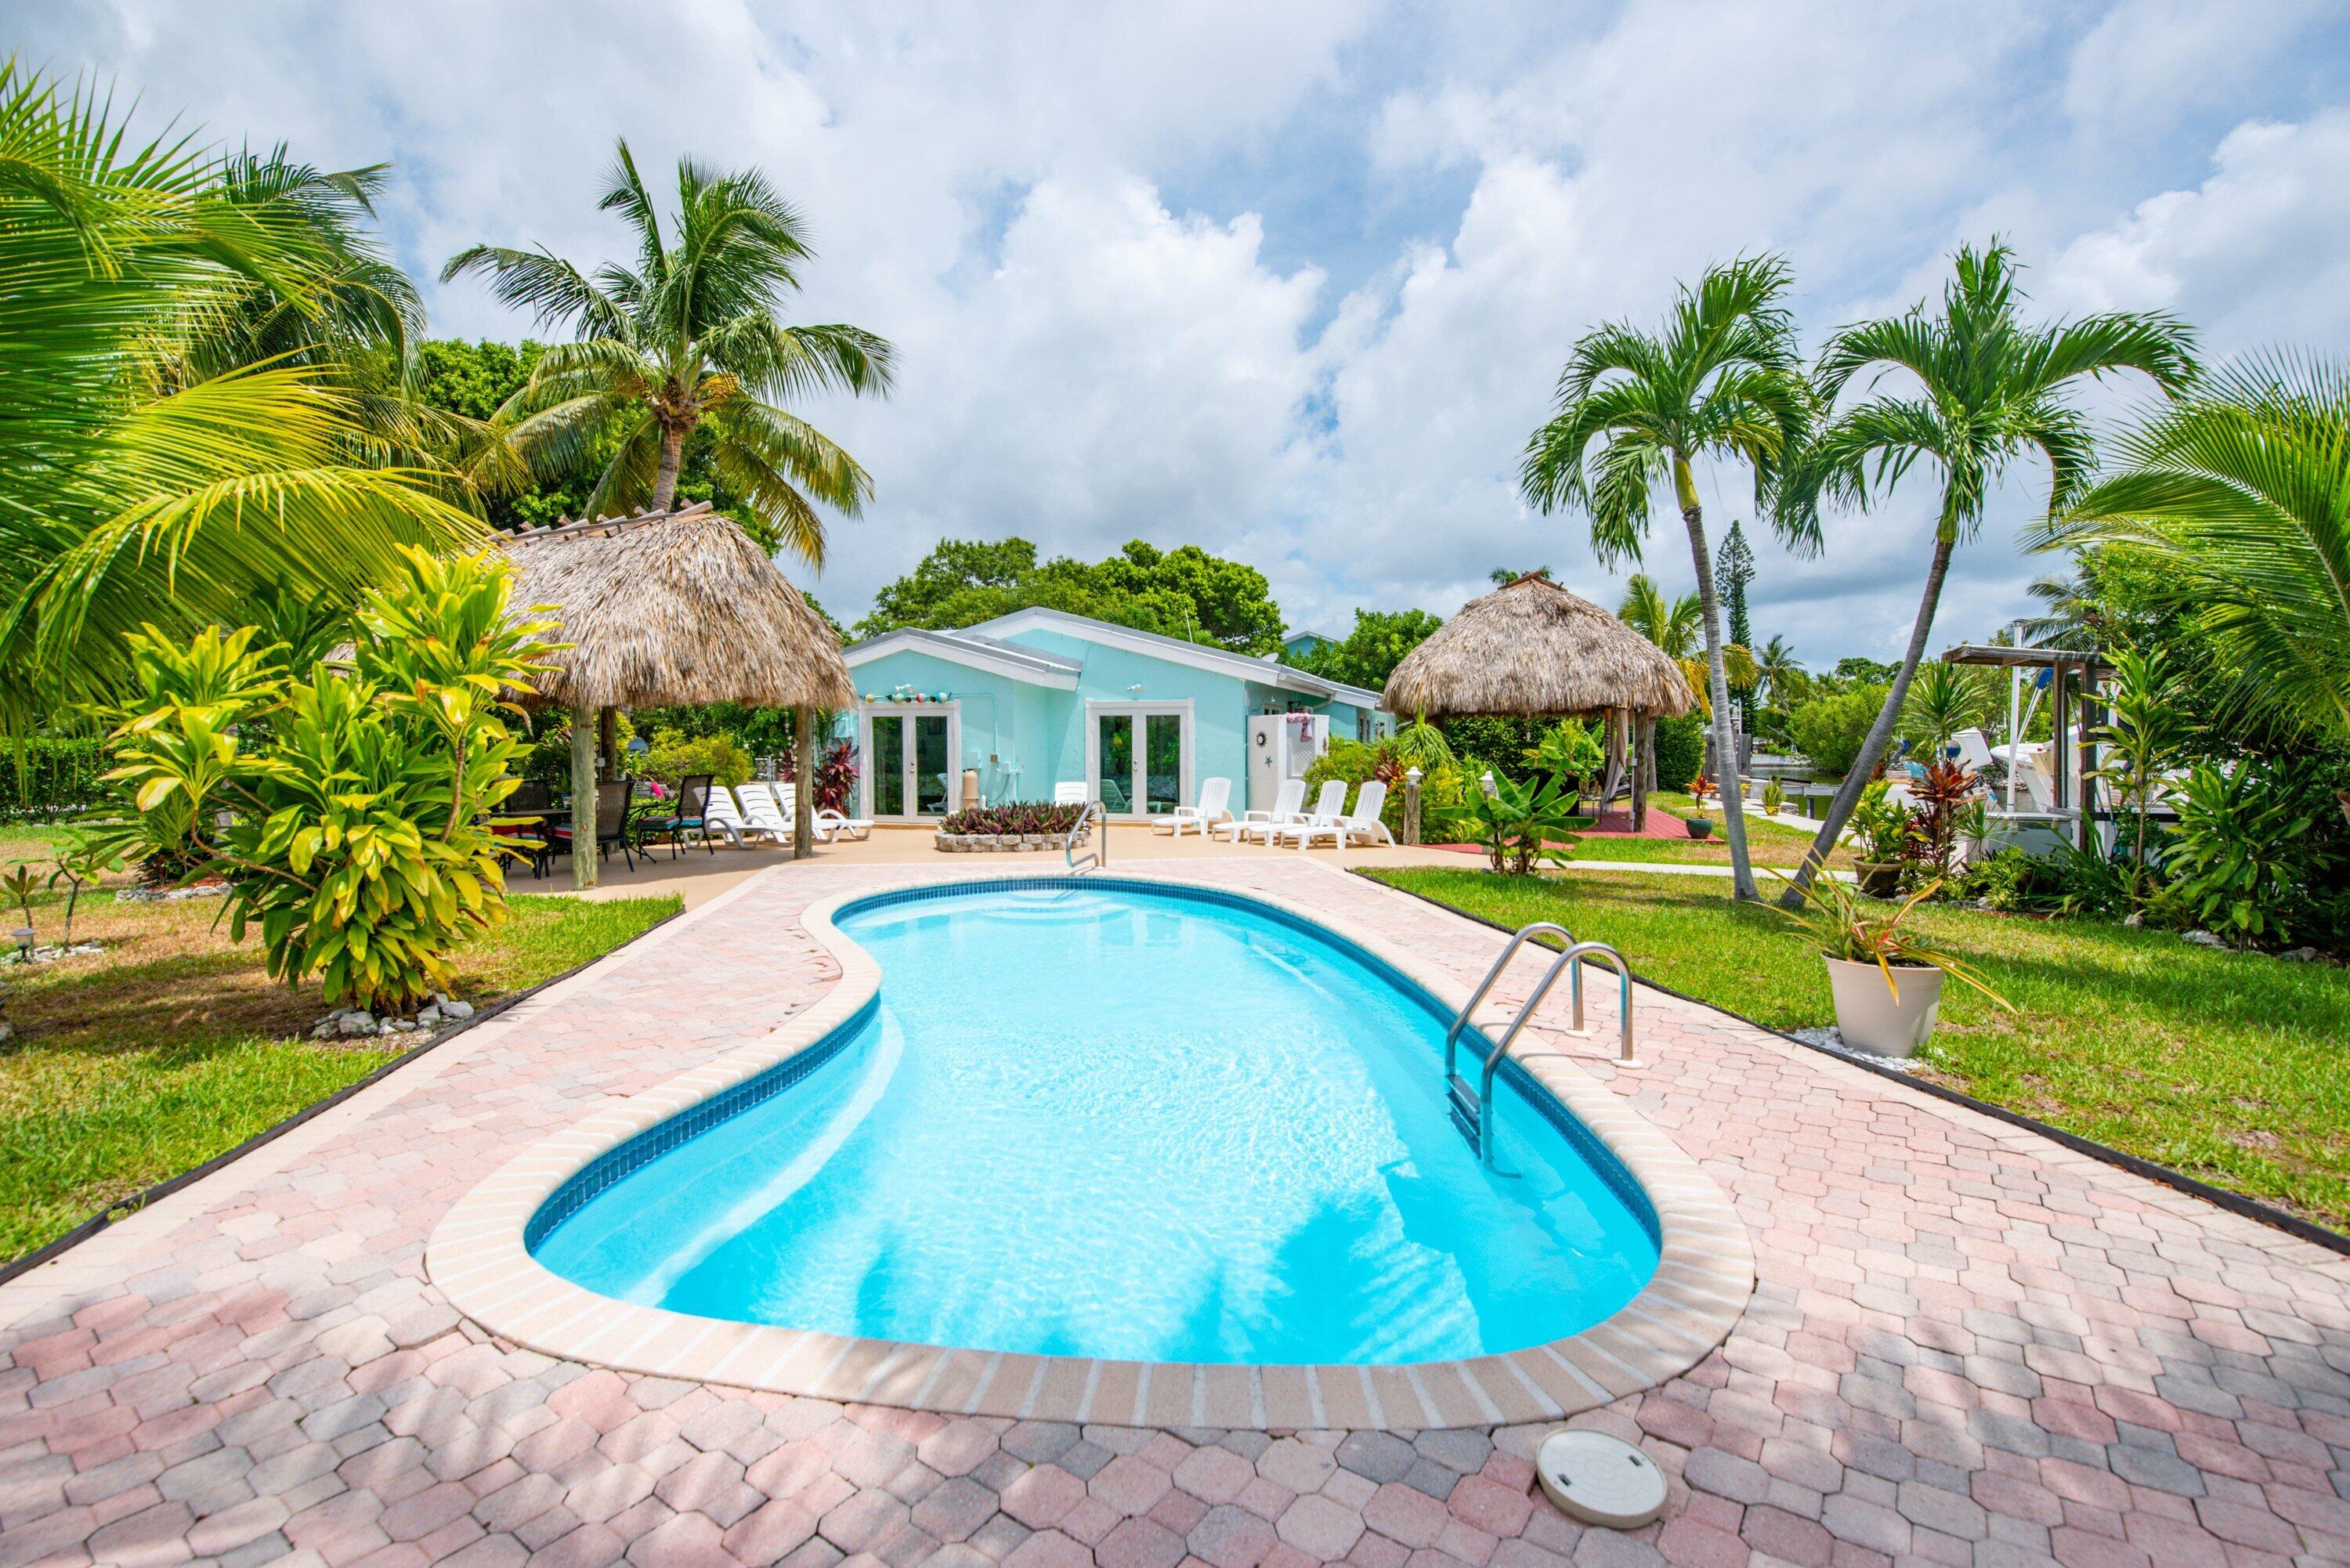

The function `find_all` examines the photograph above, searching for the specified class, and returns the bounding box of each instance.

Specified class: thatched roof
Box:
[1383,574,1694,720]
[501,502,855,711]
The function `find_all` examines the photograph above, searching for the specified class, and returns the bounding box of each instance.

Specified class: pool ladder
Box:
[1064,800,1108,875]
[1443,922,1638,1169]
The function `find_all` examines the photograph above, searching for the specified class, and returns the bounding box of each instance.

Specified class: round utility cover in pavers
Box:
[1535,1429,1667,1529]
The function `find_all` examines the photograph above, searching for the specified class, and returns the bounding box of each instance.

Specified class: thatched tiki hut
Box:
[501,502,855,888]
[1383,574,1694,830]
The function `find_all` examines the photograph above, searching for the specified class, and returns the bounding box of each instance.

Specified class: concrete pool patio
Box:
[5,859,2350,1568]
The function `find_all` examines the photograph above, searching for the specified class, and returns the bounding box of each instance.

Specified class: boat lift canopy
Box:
[1939,645,2113,853]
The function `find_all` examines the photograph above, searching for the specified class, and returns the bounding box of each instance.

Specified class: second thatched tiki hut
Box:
[1383,574,1694,830]
[502,502,855,888]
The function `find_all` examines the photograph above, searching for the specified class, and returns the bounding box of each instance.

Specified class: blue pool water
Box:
[531,880,1659,1364]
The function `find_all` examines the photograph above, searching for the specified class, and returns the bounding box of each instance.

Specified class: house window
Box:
[1357,710,1371,742]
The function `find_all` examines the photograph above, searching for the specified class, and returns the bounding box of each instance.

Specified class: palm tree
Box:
[1618,573,1756,703]
[2018,563,2099,648]
[443,140,895,565]
[1773,241,2196,904]
[0,63,480,721]
[1521,257,1811,899]
[1755,634,1802,703]
[2034,354,2350,815]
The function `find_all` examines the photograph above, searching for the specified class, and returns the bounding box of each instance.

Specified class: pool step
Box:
[1447,1073,1482,1147]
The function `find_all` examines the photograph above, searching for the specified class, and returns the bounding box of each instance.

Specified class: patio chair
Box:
[545,779,638,873]
[1270,779,1350,847]
[775,782,875,842]
[1053,781,1088,806]
[637,774,718,859]
[734,782,795,845]
[700,782,768,847]
[1215,777,1305,844]
[1154,776,1232,836]
[1291,779,1394,847]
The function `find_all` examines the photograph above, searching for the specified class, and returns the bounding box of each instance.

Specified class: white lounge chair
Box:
[1154,776,1232,836]
[1271,780,1350,847]
[700,784,773,847]
[773,782,875,842]
[1217,777,1305,844]
[1292,779,1394,847]
[736,782,794,844]
[1053,781,1088,806]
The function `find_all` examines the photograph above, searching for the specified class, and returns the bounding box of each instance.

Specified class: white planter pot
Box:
[1824,956,1946,1058]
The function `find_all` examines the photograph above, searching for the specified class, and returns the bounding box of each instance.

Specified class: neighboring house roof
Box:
[843,608,1385,710]
[1285,629,1336,648]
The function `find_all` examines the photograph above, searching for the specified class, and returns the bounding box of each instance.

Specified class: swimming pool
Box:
[526,879,1660,1366]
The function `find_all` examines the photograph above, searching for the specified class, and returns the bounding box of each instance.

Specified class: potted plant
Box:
[1847,779,1912,898]
[1685,815,1715,839]
[1777,873,2010,1057]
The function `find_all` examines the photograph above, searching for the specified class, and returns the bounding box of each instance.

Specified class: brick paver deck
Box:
[5,858,2349,1568]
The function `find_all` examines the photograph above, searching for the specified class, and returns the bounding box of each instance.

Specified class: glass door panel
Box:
[872,716,906,817]
[913,716,950,815]
[1144,714,1182,815]
[1097,714,1134,813]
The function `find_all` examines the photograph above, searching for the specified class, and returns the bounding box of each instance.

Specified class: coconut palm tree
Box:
[1520,256,1812,899]
[2034,354,2350,811]
[443,140,894,565]
[1618,573,1755,705]
[0,63,480,721]
[1773,241,2196,904]
[1755,634,1802,703]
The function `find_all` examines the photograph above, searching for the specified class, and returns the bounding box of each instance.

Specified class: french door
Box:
[1088,703,1190,817]
[862,705,958,819]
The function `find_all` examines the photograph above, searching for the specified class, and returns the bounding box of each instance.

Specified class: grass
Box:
[1365,865,2350,1232]
[0,887,678,1260]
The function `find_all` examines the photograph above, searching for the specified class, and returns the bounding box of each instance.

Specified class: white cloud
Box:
[2045,110,2350,351]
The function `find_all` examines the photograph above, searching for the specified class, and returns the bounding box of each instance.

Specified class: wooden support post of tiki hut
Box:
[1381,575,1694,839]
[500,503,855,891]
[794,705,816,857]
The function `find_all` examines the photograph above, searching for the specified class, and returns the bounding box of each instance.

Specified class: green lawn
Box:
[0,889,677,1260]
[1365,865,2350,1232]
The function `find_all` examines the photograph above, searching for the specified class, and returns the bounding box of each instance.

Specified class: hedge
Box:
[1,739,107,821]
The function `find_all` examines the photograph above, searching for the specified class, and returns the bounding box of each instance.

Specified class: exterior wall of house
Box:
[844,627,1389,816]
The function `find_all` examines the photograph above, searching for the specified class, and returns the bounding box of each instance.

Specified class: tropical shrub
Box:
[1525,719,1604,799]
[1947,847,2065,912]
[1847,779,1914,865]
[1786,686,1888,777]
[45,829,120,947]
[640,728,751,789]
[1896,663,1992,755]
[100,551,558,1011]
[1650,713,1705,794]
[1460,774,1580,875]
[940,802,1088,836]
[520,709,634,789]
[2166,763,2317,948]
[779,737,859,814]
[1904,760,1982,878]
[2087,643,2196,904]
[1304,739,1401,833]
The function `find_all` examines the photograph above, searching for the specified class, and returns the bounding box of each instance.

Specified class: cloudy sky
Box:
[22,2,2350,661]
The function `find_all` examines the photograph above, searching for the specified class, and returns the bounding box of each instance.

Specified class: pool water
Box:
[532,881,1659,1364]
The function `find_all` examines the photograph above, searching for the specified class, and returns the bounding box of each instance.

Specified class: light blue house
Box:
[841,608,1390,822]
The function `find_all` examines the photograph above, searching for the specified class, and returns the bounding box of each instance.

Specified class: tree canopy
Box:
[853,537,1285,655]
[1286,608,1444,689]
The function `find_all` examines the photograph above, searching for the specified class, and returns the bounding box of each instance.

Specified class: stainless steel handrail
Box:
[1564,940,1639,1065]
[1441,921,1572,1087]
[1064,800,1106,874]
[1442,922,1642,1165]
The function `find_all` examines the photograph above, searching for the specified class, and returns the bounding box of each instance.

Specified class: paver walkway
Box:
[5,858,2349,1568]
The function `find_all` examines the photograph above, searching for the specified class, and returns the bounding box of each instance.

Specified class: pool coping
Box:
[425,868,1755,1429]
